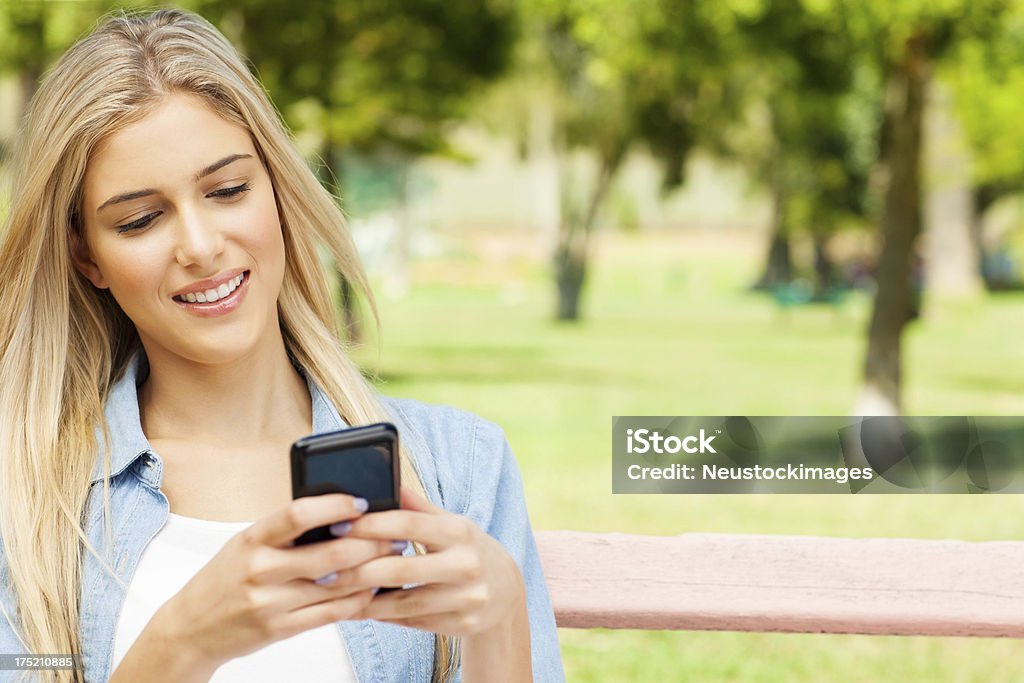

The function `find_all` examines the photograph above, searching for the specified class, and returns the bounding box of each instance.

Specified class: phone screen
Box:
[305,443,394,502]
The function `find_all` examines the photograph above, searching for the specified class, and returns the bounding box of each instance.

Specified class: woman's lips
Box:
[173,270,250,318]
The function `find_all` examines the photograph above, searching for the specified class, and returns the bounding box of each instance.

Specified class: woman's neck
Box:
[136,338,312,449]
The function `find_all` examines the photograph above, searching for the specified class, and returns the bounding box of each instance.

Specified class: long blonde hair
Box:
[0,8,456,682]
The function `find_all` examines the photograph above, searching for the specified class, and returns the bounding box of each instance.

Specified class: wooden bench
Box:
[535,531,1024,637]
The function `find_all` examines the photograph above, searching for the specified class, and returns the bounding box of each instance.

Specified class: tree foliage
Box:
[944,3,1024,207]
[196,0,518,158]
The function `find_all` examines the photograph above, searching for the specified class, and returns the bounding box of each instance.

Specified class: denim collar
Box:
[89,348,347,486]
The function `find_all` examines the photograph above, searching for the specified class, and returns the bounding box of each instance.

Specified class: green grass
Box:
[352,231,1024,682]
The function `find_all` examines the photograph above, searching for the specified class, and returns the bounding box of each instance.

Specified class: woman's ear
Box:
[69,231,108,289]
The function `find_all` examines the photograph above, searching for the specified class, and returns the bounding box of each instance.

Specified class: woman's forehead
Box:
[83,93,255,206]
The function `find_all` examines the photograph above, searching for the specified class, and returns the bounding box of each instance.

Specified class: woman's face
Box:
[75,92,287,366]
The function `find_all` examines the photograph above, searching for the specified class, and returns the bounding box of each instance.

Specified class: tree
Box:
[521,0,746,320]
[720,0,875,293]
[826,0,1012,415]
[196,0,518,339]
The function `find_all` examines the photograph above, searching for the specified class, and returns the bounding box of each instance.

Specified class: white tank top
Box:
[111,512,357,682]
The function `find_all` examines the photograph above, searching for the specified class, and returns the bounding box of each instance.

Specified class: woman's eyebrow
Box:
[96,188,157,212]
[96,153,254,213]
[192,152,252,182]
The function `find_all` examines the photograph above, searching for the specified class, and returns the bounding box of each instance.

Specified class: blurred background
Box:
[3,0,1024,680]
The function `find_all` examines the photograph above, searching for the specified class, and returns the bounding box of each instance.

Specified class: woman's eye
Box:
[113,184,250,233]
[116,212,159,234]
[207,182,251,199]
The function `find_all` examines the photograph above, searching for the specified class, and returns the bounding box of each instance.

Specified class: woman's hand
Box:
[344,487,528,637]
[343,487,533,681]
[153,494,399,669]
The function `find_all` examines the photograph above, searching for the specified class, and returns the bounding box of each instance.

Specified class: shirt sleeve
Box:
[460,417,566,683]
[0,554,29,658]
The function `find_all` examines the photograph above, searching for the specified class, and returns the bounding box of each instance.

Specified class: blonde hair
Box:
[0,8,456,682]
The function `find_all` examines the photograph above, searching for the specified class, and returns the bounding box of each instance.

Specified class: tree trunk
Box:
[554,151,621,321]
[812,232,834,294]
[753,230,793,291]
[318,142,362,343]
[858,34,929,416]
[554,238,586,320]
[753,180,793,290]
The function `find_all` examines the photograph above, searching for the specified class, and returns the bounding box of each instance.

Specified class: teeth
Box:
[177,272,245,304]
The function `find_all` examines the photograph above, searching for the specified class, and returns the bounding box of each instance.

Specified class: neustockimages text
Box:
[626,462,874,484]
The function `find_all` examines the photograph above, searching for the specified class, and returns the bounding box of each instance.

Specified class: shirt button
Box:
[143,455,154,468]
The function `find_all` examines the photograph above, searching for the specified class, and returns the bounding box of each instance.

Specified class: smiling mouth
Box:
[173,270,249,304]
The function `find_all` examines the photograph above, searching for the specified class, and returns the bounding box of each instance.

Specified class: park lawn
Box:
[352,231,1024,682]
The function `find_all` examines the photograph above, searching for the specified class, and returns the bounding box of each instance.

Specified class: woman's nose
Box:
[173,207,224,268]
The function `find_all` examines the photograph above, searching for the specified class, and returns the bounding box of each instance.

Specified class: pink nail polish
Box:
[315,572,338,585]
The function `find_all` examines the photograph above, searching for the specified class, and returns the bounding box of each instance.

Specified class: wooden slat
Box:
[534,531,1024,637]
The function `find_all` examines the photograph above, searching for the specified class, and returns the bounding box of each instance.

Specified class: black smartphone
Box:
[290,422,400,546]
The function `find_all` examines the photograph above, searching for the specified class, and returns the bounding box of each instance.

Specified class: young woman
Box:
[0,8,563,683]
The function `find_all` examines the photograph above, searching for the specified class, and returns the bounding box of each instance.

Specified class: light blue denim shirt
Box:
[0,350,564,682]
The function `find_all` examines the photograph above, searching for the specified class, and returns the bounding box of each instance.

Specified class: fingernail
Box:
[330,521,352,537]
[391,540,409,554]
[315,572,338,585]
[353,498,369,513]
